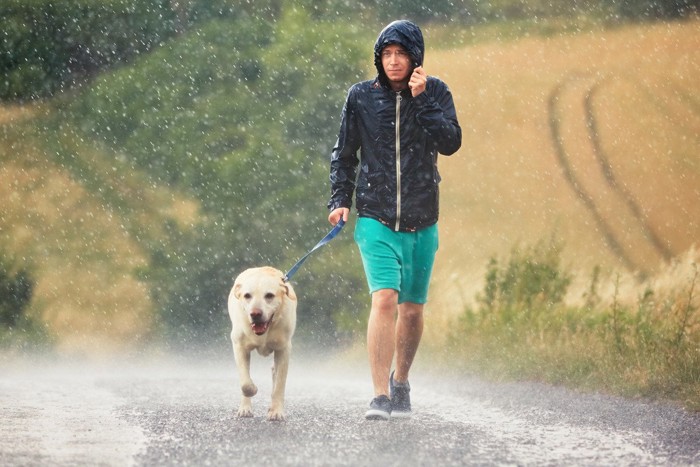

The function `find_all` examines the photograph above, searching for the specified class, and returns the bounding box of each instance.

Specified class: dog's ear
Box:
[282,282,297,301]
[232,277,244,299]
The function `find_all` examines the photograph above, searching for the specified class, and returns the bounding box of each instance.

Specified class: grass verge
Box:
[449,240,700,411]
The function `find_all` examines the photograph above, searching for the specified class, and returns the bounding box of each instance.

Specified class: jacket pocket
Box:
[357,172,391,212]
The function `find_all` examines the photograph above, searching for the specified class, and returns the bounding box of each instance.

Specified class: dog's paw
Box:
[267,406,286,422]
[241,382,258,397]
[237,406,254,418]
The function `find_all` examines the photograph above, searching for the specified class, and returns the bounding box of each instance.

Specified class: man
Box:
[327,20,461,420]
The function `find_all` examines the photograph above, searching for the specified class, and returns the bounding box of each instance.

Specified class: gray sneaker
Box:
[390,370,411,418]
[365,395,392,420]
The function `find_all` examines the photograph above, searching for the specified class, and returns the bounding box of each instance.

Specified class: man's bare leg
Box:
[367,288,398,396]
[393,302,424,383]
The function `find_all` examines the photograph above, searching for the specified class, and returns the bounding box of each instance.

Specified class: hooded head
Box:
[374,20,425,88]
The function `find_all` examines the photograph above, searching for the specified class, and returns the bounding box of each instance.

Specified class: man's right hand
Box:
[328,207,349,225]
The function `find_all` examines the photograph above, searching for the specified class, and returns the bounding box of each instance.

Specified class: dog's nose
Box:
[250,308,263,320]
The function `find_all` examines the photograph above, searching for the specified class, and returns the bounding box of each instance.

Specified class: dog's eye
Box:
[243,293,252,300]
[264,293,275,301]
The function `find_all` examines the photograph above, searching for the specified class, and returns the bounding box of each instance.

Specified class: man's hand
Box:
[328,207,349,225]
[408,66,427,97]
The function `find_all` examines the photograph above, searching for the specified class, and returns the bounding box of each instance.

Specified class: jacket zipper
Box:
[394,92,402,232]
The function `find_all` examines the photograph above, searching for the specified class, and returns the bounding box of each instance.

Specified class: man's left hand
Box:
[408,66,427,97]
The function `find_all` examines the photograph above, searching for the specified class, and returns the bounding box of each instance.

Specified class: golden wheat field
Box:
[424,20,700,339]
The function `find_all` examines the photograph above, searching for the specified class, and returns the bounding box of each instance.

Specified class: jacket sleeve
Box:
[413,79,462,156]
[328,86,361,211]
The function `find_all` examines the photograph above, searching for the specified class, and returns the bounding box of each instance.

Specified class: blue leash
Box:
[283,219,345,282]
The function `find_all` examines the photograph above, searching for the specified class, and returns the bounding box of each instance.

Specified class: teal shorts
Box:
[354,217,439,304]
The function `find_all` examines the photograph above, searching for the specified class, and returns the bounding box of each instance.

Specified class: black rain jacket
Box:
[327,20,462,232]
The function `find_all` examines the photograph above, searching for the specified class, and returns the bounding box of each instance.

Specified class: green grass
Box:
[449,240,700,410]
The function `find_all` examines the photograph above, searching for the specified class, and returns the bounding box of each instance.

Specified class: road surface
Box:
[1,350,699,466]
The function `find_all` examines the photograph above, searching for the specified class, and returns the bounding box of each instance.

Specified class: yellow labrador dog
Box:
[228,266,297,421]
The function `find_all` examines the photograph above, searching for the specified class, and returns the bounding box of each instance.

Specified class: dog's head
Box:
[232,267,296,336]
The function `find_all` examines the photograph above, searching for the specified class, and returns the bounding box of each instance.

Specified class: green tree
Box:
[65,7,367,348]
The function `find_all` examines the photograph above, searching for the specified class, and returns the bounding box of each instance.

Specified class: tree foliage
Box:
[0,0,177,100]
[3,0,697,101]
[61,7,367,347]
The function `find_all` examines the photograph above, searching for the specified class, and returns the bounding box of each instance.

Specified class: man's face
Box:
[381,44,412,87]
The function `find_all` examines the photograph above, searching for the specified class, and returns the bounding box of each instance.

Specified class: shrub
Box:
[477,238,572,319]
[0,260,33,328]
[454,241,700,410]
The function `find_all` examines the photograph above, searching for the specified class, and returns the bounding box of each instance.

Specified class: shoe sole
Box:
[390,410,412,419]
[365,409,391,420]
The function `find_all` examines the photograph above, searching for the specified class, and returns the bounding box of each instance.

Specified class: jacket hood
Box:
[374,20,424,88]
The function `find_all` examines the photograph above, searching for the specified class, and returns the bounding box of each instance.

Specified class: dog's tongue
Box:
[252,321,270,335]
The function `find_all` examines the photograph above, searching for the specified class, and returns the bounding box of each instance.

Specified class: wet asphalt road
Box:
[1,351,700,466]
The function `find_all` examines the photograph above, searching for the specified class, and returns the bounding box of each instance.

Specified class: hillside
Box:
[0,105,200,353]
[1,19,698,354]
[0,12,368,354]
[424,20,700,337]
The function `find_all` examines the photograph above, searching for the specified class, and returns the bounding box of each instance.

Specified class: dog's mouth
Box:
[251,314,274,336]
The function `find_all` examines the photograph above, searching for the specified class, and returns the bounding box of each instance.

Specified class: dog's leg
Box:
[268,347,290,421]
[232,339,257,417]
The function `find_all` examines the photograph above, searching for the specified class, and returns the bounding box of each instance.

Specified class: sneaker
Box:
[365,395,392,420]
[390,370,411,418]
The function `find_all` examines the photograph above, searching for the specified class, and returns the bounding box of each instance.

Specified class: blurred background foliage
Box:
[2,0,698,101]
[61,6,370,349]
[0,0,697,353]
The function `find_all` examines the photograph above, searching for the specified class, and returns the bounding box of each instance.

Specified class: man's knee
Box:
[398,302,424,321]
[372,289,398,314]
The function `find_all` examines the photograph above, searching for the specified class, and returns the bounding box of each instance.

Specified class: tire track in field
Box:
[548,75,669,274]
[584,79,674,262]
[548,77,637,272]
